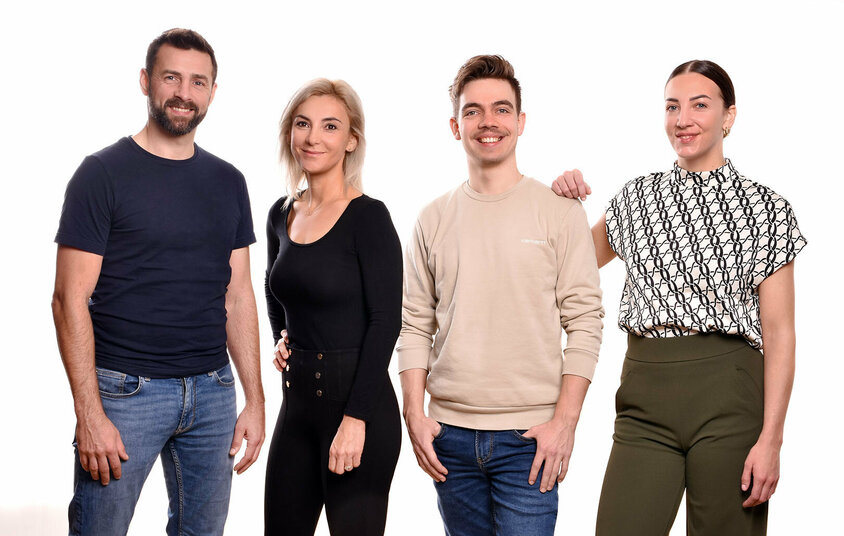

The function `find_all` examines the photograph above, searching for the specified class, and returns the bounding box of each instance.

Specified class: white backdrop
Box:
[1,0,840,534]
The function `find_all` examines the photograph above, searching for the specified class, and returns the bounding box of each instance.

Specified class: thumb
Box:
[741,460,752,491]
[230,427,245,456]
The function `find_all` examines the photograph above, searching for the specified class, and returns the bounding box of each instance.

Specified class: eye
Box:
[325,123,338,130]
[464,109,479,117]
[193,80,206,87]
[163,75,178,83]
[295,120,309,128]
[666,104,678,112]
[497,108,510,114]
[695,102,708,109]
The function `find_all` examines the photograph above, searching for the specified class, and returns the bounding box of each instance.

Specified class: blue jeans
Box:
[432,424,558,536]
[68,364,238,536]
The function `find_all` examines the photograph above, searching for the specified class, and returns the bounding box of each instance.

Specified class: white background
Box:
[1,0,841,534]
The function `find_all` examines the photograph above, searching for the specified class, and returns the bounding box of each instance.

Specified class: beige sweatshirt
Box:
[397,177,604,430]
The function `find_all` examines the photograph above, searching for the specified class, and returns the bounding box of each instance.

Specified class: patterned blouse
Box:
[605,159,806,349]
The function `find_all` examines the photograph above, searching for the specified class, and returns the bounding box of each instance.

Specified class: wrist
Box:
[757,428,784,448]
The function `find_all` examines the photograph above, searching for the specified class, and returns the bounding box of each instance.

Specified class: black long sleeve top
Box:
[265,194,403,421]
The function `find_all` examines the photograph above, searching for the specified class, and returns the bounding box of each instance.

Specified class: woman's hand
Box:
[741,438,781,507]
[272,330,290,372]
[328,415,366,475]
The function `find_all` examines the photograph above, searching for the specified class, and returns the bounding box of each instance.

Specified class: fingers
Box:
[742,472,779,508]
[234,435,262,474]
[229,424,245,457]
[272,332,290,371]
[413,442,447,482]
[527,451,543,488]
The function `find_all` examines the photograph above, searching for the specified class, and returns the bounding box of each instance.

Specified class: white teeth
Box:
[480,137,502,143]
[171,107,192,113]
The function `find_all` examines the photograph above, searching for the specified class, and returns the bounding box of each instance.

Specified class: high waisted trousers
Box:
[264,348,401,536]
[596,333,768,536]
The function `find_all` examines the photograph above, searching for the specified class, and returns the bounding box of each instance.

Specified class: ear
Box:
[723,104,736,131]
[209,82,218,106]
[346,134,358,153]
[517,111,526,136]
[140,68,150,96]
[450,117,461,140]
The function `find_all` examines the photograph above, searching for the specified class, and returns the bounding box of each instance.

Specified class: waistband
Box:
[287,346,360,359]
[626,333,753,363]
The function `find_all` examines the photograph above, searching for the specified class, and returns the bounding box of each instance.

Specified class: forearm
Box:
[52,292,103,418]
[758,331,795,446]
[400,368,429,419]
[226,289,264,406]
[551,374,590,427]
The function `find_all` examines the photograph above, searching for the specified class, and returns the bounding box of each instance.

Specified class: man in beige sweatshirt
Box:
[397,55,604,535]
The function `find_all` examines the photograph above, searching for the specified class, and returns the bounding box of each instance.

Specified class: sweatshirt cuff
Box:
[397,346,430,373]
[562,348,598,380]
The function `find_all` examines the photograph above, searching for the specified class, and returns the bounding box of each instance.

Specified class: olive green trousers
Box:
[596,333,768,536]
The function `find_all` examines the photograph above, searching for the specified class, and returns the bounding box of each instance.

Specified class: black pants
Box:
[596,333,768,536]
[264,348,401,536]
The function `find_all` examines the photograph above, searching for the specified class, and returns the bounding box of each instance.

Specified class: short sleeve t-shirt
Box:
[56,137,256,377]
[605,159,806,349]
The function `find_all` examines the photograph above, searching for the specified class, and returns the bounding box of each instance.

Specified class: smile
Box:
[478,137,503,144]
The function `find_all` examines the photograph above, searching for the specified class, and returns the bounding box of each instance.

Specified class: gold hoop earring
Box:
[723,127,731,138]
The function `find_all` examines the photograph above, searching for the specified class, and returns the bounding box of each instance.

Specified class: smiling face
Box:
[141,44,216,136]
[450,78,525,169]
[289,95,358,180]
[664,72,736,171]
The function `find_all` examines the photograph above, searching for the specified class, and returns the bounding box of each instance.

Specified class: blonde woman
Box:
[264,79,402,536]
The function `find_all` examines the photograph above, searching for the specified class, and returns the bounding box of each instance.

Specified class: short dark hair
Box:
[449,55,522,117]
[145,28,217,83]
[668,60,735,108]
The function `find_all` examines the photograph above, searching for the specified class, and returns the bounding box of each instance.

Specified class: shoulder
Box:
[195,145,245,180]
[521,177,585,220]
[351,195,397,230]
[267,196,290,225]
[415,184,463,224]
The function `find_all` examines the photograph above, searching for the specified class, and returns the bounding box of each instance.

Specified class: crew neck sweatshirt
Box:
[397,177,604,430]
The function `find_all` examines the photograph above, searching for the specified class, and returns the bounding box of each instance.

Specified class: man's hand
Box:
[230,403,265,474]
[741,439,781,507]
[551,169,591,200]
[405,412,447,482]
[328,415,366,475]
[76,411,129,485]
[522,417,576,493]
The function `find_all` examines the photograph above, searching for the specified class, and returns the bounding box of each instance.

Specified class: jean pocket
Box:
[212,363,236,387]
[96,367,143,399]
[512,429,535,443]
[433,422,448,441]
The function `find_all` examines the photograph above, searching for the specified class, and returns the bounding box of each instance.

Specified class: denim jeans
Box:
[68,364,238,536]
[432,424,558,536]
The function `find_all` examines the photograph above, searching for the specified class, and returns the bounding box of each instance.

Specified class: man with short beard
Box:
[52,28,265,535]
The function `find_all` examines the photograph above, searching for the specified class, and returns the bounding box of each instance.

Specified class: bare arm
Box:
[400,368,447,482]
[226,246,265,474]
[592,214,617,268]
[741,261,796,507]
[52,245,128,485]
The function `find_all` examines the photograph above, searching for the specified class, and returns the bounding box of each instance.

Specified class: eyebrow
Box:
[294,114,343,124]
[665,94,711,102]
[460,99,515,113]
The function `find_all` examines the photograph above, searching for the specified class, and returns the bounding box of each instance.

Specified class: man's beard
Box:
[149,97,206,136]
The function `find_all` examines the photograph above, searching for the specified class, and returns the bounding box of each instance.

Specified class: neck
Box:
[305,169,347,204]
[466,156,522,195]
[133,120,197,160]
[678,150,726,173]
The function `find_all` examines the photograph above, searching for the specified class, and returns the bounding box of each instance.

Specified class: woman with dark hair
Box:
[264,79,402,536]
[554,60,805,535]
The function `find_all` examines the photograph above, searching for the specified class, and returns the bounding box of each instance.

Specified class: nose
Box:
[478,111,497,129]
[174,78,192,100]
[305,126,321,145]
[676,107,693,127]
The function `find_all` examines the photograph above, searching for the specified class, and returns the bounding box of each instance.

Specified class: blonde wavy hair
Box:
[279,79,366,205]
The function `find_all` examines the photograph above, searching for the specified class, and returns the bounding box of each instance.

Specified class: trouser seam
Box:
[168,440,185,536]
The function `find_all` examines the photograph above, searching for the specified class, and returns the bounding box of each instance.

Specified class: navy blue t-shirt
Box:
[56,137,256,378]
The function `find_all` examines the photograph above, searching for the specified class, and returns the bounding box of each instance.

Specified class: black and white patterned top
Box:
[605,159,806,349]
